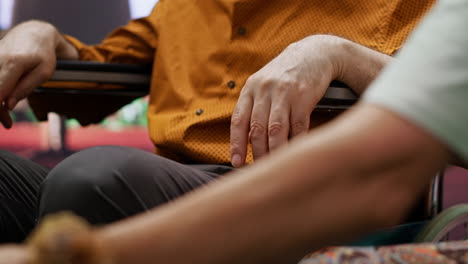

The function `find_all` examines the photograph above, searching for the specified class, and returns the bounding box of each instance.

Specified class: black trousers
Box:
[0,150,48,243]
[0,146,232,243]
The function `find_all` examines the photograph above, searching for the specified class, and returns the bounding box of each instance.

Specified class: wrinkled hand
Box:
[0,245,30,264]
[230,35,342,167]
[0,21,60,129]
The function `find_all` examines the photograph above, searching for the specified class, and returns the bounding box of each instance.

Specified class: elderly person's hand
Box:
[0,20,78,129]
[230,35,392,167]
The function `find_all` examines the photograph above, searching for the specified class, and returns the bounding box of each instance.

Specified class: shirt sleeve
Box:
[363,0,468,162]
[64,1,163,65]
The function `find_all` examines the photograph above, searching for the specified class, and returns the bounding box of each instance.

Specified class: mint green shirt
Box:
[364,0,468,162]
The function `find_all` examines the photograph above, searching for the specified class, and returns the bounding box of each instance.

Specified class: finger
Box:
[0,61,24,104]
[290,104,310,138]
[7,63,53,109]
[0,104,13,129]
[230,95,253,167]
[268,96,290,152]
[250,99,271,161]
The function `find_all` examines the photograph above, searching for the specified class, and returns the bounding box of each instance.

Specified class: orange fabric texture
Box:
[64,0,435,164]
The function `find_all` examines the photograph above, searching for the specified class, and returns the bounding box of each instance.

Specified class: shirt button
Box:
[237,27,247,36]
[227,80,236,89]
[196,109,204,116]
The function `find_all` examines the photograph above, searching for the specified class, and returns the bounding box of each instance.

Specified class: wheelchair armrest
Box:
[317,81,358,110]
[34,61,358,106]
[34,61,152,97]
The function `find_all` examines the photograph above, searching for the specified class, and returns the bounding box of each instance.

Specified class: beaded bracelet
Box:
[26,212,112,264]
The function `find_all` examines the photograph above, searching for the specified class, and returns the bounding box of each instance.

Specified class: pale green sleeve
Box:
[364,0,468,162]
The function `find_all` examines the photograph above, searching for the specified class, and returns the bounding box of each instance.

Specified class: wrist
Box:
[299,35,347,86]
[333,37,392,93]
[324,36,350,84]
[55,35,79,60]
[304,35,360,87]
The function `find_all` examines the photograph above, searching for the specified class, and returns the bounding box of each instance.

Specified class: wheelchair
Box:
[31,61,467,245]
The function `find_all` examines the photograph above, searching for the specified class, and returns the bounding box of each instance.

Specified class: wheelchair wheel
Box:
[414,204,468,242]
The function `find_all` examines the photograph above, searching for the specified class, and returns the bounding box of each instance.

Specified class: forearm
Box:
[38,21,80,60]
[97,104,449,264]
[326,36,393,94]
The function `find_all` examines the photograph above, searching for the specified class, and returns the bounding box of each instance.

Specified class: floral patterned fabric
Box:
[300,241,468,264]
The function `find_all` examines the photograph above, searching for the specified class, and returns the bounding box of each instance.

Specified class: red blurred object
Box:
[0,122,153,167]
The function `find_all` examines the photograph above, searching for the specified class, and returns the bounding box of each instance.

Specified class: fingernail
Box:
[232,154,242,167]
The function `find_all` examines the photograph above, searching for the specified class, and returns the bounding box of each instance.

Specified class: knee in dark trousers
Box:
[39,146,220,225]
[0,149,48,242]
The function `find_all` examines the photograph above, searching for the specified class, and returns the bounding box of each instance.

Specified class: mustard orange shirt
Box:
[64,0,435,164]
